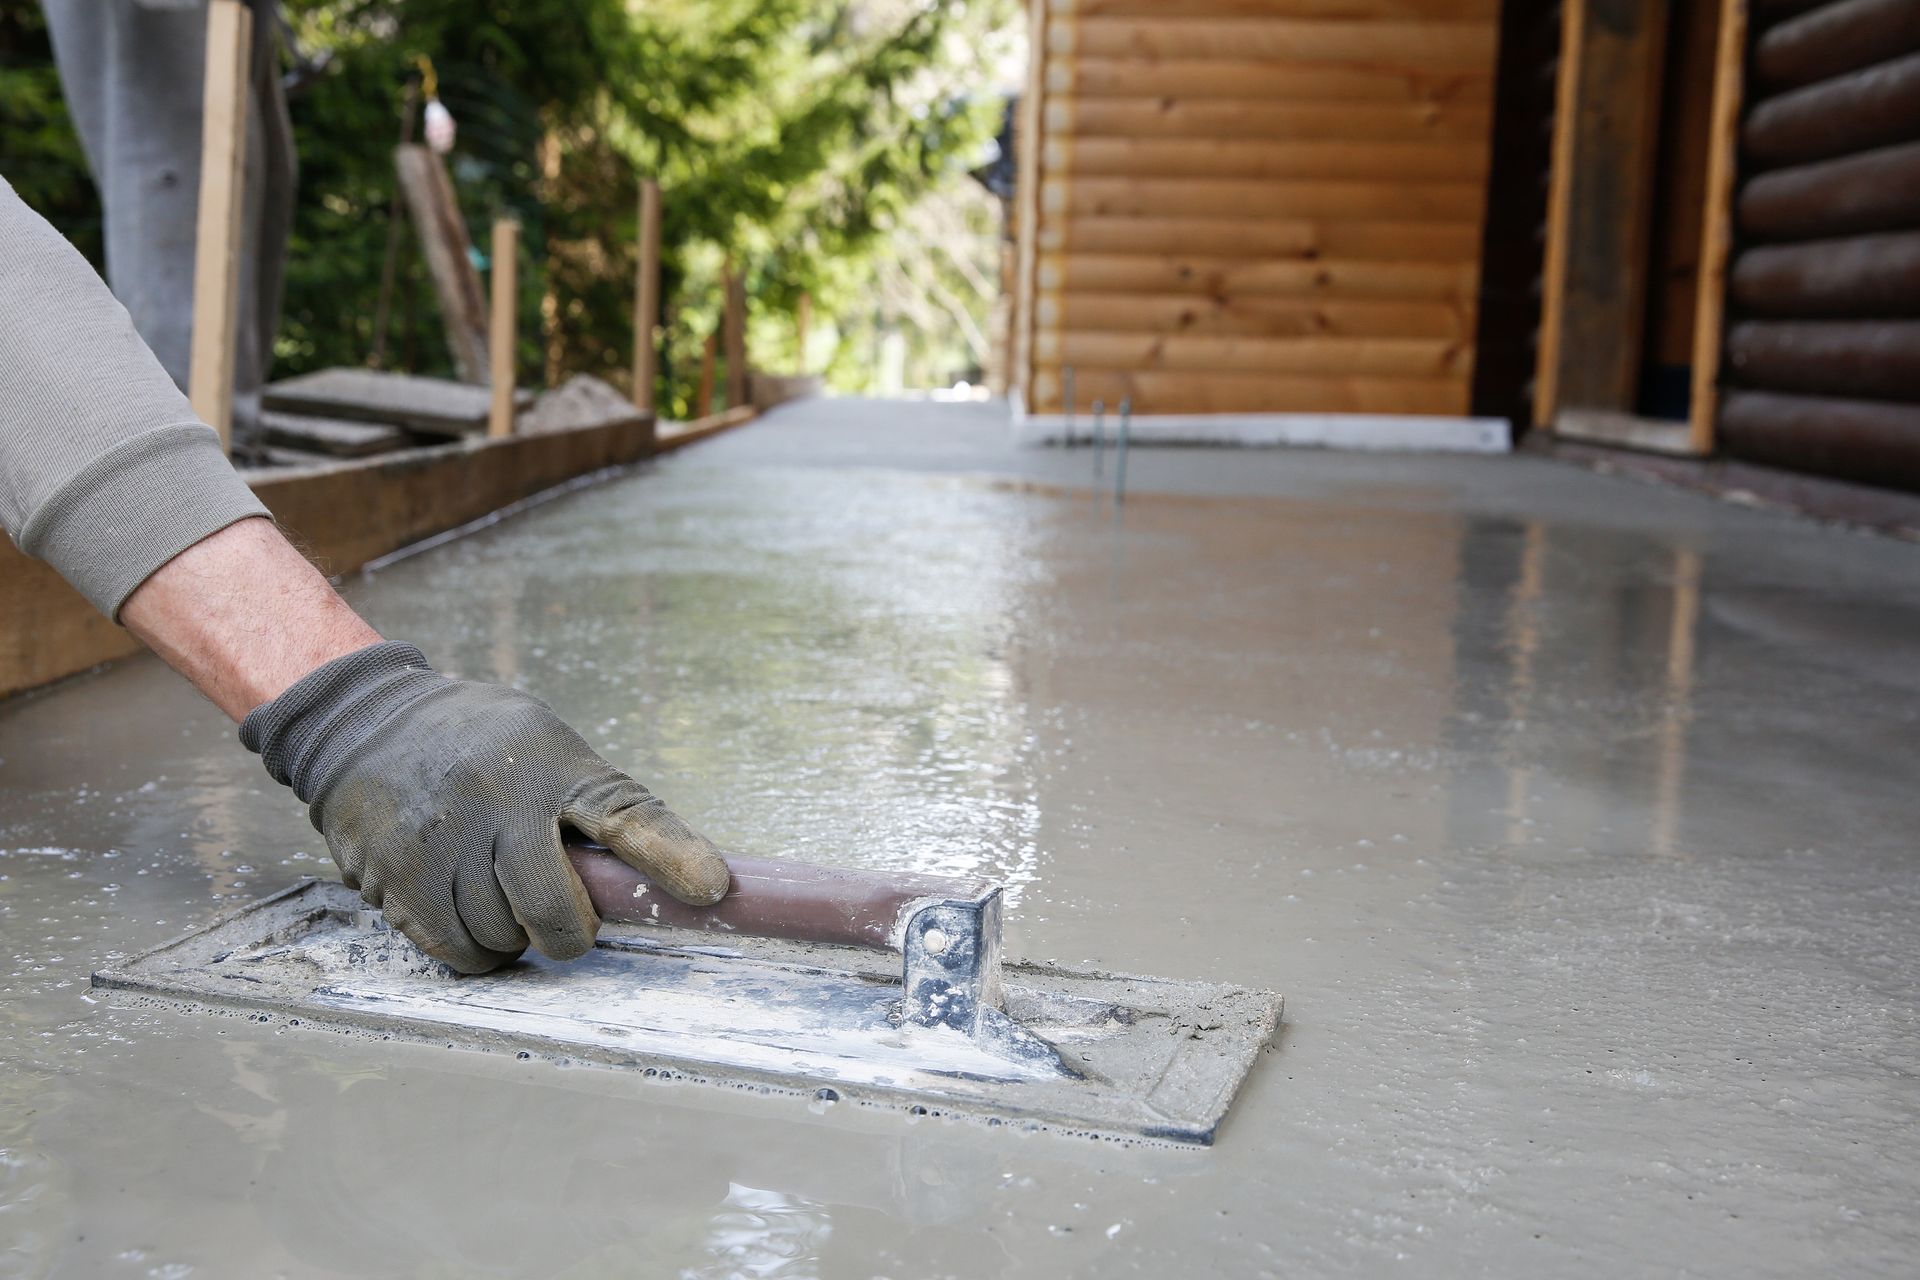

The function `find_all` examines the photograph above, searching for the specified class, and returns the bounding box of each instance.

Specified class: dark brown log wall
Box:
[1722,0,1920,490]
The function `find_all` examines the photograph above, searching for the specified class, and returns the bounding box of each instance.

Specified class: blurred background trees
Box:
[0,0,1019,415]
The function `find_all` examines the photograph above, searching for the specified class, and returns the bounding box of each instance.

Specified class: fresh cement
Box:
[3,398,1918,1275]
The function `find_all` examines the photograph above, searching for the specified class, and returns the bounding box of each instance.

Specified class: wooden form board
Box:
[187,0,251,449]
[1015,0,1499,417]
[394,144,491,384]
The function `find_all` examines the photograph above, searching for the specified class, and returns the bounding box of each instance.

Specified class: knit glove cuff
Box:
[239,640,448,803]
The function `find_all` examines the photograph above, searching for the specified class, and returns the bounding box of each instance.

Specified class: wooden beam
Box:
[695,327,718,418]
[1049,0,1500,18]
[1048,175,1484,220]
[487,219,519,439]
[1049,56,1494,102]
[1050,97,1493,143]
[632,179,662,412]
[1041,292,1472,339]
[1048,215,1482,258]
[1039,330,1470,377]
[394,144,491,383]
[188,0,252,451]
[1015,0,1052,407]
[1028,366,1470,414]
[1731,230,1920,315]
[1038,252,1479,299]
[1045,137,1492,181]
[1052,16,1497,66]
[1690,0,1749,456]
[1532,0,1586,427]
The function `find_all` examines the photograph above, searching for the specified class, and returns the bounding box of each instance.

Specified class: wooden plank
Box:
[1048,175,1484,220]
[1538,0,1669,419]
[1039,291,1472,338]
[1738,140,1920,240]
[1050,0,1498,17]
[1533,0,1585,427]
[694,327,718,418]
[1046,136,1491,181]
[1052,16,1497,66]
[1040,330,1471,377]
[1690,0,1747,455]
[1731,231,1920,315]
[394,144,491,383]
[1016,0,1052,406]
[1028,365,1470,414]
[260,412,407,457]
[487,219,519,439]
[1753,0,1920,92]
[1744,51,1920,169]
[1644,0,1722,373]
[633,179,662,412]
[263,368,531,436]
[1046,215,1484,258]
[1051,96,1492,141]
[1038,252,1479,297]
[1049,56,1493,102]
[187,0,251,450]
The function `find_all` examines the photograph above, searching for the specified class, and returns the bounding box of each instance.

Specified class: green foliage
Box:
[1,0,1015,413]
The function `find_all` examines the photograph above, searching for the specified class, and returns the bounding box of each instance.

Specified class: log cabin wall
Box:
[1013,0,1502,419]
[1719,0,1920,490]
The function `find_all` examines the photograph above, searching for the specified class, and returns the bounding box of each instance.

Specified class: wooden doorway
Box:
[1534,0,1747,455]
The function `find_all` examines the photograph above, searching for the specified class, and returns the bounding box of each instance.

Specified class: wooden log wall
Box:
[1721,0,1920,489]
[1017,0,1501,417]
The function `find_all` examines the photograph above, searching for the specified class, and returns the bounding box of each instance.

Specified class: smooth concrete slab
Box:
[3,398,1918,1276]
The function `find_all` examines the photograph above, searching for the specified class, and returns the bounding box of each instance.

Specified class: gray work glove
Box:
[240,640,729,973]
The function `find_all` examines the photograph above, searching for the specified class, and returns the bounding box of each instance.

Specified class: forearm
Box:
[122,517,383,721]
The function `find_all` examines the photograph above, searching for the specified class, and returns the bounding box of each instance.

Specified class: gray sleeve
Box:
[0,176,270,619]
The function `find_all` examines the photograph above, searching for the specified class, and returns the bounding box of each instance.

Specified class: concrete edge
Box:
[1008,410,1512,454]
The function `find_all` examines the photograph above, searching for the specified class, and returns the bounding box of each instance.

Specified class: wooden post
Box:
[722,262,748,410]
[632,179,662,412]
[487,218,519,439]
[694,327,719,419]
[795,292,813,374]
[1689,0,1750,456]
[188,0,252,450]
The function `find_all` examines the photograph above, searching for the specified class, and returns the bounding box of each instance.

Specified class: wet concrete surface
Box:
[3,396,1919,1277]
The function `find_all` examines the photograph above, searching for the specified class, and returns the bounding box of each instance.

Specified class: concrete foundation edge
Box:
[1008,404,1512,454]
[0,414,663,701]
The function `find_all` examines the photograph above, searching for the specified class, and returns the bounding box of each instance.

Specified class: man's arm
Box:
[0,177,268,618]
[2,179,729,971]
[121,517,383,720]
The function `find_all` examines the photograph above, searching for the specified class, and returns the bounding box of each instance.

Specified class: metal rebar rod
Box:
[1115,395,1132,505]
[1063,365,1075,444]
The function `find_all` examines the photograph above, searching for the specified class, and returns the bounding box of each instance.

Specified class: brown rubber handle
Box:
[564,840,996,953]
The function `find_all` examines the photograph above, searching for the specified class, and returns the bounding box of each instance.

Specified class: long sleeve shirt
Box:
[0,176,268,618]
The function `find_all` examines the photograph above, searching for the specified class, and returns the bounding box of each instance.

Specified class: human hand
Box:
[240,641,729,972]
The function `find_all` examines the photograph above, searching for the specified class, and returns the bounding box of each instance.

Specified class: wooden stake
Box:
[632,179,662,412]
[1689,0,1749,457]
[188,0,252,451]
[795,292,813,374]
[694,328,719,418]
[722,262,748,409]
[488,218,519,439]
